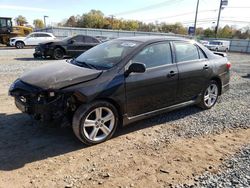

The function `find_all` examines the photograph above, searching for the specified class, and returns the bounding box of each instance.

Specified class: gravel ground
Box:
[0,49,249,187]
[179,145,250,188]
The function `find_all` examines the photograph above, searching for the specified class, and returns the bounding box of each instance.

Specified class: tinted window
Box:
[73,36,83,42]
[85,36,98,43]
[0,19,6,27]
[29,34,36,38]
[174,42,199,62]
[37,33,51,37]
[132,42,172,68]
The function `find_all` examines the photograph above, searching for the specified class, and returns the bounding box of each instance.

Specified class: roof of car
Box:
[117,36,190,43]
[31,32,54,35]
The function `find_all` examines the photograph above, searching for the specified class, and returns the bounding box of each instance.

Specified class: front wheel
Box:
[198,80,219,109]
[15,41,24,49]
[53,48,64,60]
[72,101,119,145]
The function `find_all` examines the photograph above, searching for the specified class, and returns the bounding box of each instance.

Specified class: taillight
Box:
[226,62,231,69]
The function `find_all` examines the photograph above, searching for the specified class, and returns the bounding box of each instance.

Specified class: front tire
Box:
[198,80,219,109]
[53,48,64,60]
[72,101,119,145]
[15,41,24,49]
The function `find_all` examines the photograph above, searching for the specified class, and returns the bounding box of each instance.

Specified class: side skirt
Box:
[122,100,198,126]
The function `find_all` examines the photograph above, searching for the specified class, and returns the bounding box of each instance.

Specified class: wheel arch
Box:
[15,40,25,45]
[72,92,123,125]
[54,45,66,53]
[211,77,222,95]
[95,97,123,125]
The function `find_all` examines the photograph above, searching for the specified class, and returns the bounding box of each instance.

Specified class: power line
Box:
[113,0,184,16]
[144,9,217,22]
[226,7,250,9]
[181,19,250,25]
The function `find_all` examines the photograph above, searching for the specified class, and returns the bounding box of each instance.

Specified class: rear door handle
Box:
[167,71,177,78]
[203,64,209,70]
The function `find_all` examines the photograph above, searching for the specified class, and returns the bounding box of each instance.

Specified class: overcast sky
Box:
[0,0,250,28]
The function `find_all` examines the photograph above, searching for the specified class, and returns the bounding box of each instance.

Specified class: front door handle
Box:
[203,64,209,70]
[167,71,177,78]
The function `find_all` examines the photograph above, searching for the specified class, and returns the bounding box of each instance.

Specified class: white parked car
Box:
[10,32,56,49]
[205,40,230,52]
[200,40,209,46]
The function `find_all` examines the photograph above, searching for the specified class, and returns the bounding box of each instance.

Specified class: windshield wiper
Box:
[71,59,97,70]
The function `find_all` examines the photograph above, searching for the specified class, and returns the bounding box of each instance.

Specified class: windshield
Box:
[62,36,73,42]
[73,40,142,70]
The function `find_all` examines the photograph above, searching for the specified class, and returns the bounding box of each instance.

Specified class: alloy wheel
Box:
[54,48,64,59]
[82,107,115,142]
[204,83,218,107]
[16,42,24,49]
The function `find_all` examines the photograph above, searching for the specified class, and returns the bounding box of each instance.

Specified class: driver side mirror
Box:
[125,62,146,77]
[69,39,76,44]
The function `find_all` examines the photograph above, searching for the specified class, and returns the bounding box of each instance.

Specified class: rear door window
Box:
[174,42,199,62]
[37,33,51,37]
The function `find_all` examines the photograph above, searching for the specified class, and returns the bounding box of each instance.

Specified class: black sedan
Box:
[10,36,230,145]
[33,35,100,60]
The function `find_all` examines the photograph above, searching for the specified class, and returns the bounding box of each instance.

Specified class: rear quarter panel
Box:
[210,56,230,91]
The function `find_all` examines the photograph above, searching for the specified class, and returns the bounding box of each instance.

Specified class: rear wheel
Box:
[15,41,24,49]
[198,80,219,109]
[53,48,64,60]
[72,101,119,145]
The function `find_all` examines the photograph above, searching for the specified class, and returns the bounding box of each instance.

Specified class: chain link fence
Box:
[36,27,250,53]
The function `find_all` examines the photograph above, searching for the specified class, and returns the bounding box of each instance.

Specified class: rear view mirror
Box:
[125,63,146,76]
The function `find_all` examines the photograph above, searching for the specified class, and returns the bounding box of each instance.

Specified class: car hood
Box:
[20,61,102,90]
[11,37,25,41]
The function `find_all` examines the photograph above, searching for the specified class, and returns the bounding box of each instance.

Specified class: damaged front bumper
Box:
[9,79,72,122]
[33,46,53,58]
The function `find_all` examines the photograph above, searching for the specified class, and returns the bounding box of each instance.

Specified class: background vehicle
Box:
[10,32,56,49]
[9,36,230,145]
[33,35,100,59]
[205,40,230,52]
[0,17,33,45]
[199,40,209,46]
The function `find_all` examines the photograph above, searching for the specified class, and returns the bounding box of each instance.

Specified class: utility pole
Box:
[215,0,228,37]
[215,0,223,37]
[194,0,200,35]
[109,15,115,29]
[44,15,48,28]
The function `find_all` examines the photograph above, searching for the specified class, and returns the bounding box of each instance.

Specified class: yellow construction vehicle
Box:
[0,17,33,45]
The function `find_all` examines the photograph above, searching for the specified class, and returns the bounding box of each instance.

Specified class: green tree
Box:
[204,28,215,38]
[15,15,28,26]
[122,20,139,31]
[65,16,78,27]
[33,19,44,29]
[217,25,233,38]
[81,10,107,28]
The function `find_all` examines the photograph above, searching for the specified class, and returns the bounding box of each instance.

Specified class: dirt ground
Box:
[0,49,250,188]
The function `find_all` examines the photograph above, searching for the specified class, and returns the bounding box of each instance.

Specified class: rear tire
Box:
[198,80,219,110]
[53,48,64,60]
[15,41,24,49]
[72,101,119,145]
